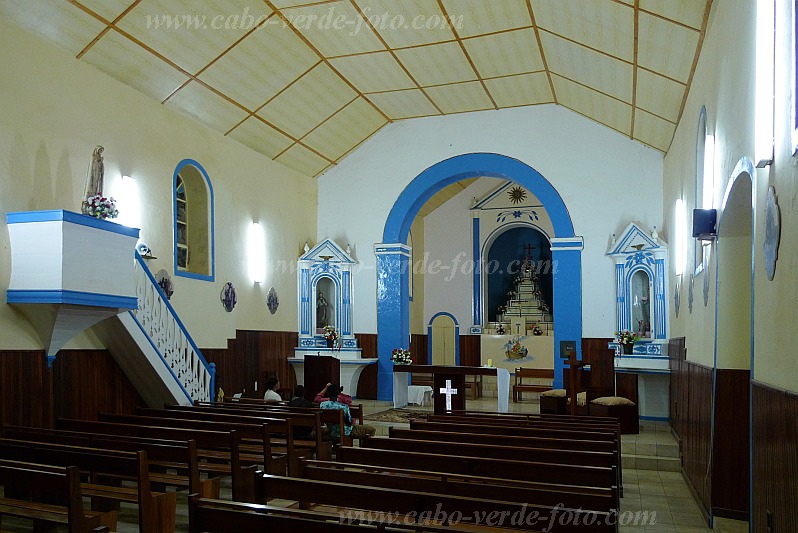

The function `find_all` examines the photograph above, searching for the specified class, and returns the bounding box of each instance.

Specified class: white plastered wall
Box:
[0,19,316,350]
[317,104,664,337]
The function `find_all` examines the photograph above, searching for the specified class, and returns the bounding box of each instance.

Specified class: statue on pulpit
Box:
[316,292,329,328]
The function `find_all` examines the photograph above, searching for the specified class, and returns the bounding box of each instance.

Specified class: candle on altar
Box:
[487,358,493,367]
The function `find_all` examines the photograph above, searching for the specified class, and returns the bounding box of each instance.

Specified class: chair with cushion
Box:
[589,396,639,434]
[539,389,566,415]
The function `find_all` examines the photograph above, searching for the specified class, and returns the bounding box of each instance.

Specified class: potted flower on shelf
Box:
[616,330,641,354]
[322,325,338,348]
[390,348,414,365]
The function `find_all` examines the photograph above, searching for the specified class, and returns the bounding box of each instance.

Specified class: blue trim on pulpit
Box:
[7,289,137,309]
[7,210,140,238]
[378,153,581,399]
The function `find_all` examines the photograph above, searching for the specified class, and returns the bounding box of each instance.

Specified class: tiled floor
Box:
[2,398,750,532]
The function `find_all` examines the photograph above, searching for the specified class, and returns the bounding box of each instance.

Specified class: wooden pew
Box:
[364,436,615,469]
[2,425,209,497]
[216,398,367,426]
[335,447,617,489]
[299,459,617,514]
[448,410,619,425]
[133,407,327,472]
[57,418,257,502]
[410,418,623,495]
[259,474,616,532]
[512,368,554,402]
[0,460,110,532]
[0,440,170,532]
[188,495,483,533]
[155,404,331,460]
[427,413,621,432]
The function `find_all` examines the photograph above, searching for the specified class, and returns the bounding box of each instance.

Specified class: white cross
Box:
[439,379,458,411]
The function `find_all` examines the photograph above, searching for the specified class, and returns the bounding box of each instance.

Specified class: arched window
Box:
[173,160,214,281]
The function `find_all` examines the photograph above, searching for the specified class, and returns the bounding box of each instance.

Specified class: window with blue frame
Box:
[173,160,214,281]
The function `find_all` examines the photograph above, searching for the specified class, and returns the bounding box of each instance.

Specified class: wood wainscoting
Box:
[0,349,145,429]
[668,337,750,521]
[752,380,798,532]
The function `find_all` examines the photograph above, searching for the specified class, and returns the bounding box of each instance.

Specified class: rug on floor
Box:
[363,408,428,423]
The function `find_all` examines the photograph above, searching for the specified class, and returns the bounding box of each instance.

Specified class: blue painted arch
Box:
[383,153,575,243]
[173,159,215,282]
[377,153,583,400]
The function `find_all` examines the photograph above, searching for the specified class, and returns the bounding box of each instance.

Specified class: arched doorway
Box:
[376,153,582,400]
[713,157,755,524]
[428,312,459,366]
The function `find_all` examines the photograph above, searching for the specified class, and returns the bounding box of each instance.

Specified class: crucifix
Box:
[439,379,458,411]
[524,243,536,257]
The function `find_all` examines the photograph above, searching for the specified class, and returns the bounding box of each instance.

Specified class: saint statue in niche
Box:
[316,292,328,328]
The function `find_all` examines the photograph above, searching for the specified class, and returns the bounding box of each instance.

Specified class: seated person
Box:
[288,385,315,438]
[288,385,314,408]
[319,384,375,441]
[263,376,282,401]
[314,382,353,405]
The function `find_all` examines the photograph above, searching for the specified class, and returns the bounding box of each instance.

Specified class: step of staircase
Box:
[621,422,680,472]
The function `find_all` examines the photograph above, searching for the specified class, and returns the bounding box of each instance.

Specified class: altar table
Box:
[393,365,510,414]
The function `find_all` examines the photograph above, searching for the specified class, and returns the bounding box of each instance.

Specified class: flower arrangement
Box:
[616,330,641,345]
[322,325,338,342]
[390,348,414,365]
[84,195,119,220]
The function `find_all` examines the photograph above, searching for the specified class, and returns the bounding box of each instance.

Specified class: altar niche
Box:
[297,239,358,350]
[606,222,669,341]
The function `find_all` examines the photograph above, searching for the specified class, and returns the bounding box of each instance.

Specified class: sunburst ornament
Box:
[508,186,527,205]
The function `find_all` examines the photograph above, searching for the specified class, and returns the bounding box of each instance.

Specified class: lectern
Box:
[304,355,339,402]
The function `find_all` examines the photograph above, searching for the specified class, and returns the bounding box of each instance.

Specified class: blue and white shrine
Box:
[607,222,670,420]
[290,238,375,396]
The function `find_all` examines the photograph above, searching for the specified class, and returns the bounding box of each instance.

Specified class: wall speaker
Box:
[692,209,717,240]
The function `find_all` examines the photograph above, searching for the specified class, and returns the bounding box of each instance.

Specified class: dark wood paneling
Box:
[712,369,750,517]
[0,350,50,428]
[615,374,638,405]
[354,333,377,400]
[52,350,145,422]
[752,380,798,533]
[410,334,427,365]
[459,335,481,367]
[581,338,615,396]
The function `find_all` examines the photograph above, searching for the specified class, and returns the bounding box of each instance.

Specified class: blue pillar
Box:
[374,243,411,401]
[550,238,583,389]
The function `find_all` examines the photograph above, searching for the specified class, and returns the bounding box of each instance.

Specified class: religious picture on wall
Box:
[316,291,328,328]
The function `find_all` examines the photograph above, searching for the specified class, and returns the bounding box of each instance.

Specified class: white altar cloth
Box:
[408,385,433,406]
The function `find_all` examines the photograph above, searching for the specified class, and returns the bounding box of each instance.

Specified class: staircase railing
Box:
[131,251,215,402]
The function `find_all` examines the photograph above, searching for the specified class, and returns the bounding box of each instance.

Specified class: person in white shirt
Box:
[263,376,282,401]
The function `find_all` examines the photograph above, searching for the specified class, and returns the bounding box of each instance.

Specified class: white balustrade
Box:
[132,255,213,402]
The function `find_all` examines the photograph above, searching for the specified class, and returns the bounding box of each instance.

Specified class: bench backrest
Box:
[388,428,617,453]
[515,368,555,382]
[0,460,99,533]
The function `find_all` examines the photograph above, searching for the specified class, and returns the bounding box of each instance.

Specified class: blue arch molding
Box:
[427,312,461,366]
[173,159,215,282]
[377,153,583,400]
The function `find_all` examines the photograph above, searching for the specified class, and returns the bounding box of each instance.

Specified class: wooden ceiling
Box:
[1,0,712,178]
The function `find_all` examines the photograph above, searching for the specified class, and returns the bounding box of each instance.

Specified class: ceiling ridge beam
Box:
[435,0,498,110]
[264,0,392,124]
[526,0,557,105]
[671,0,714,152]
[631,0,640,139]
[347,0,444,116]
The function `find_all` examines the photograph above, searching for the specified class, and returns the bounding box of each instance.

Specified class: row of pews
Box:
[191,409,624,532]
[0,398,363,531]
[0,403,623,532]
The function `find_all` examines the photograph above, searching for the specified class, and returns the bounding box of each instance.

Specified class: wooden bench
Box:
[0,441,169,532]
[512,368,554,402]
[0,460,110,532]
[299,459,617,515]
[188,495,468,533]
[336,446,617,489]
[2,425,209,498]
[259,473,616,532]
[57,418,257,502]
[159,404,331,466]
